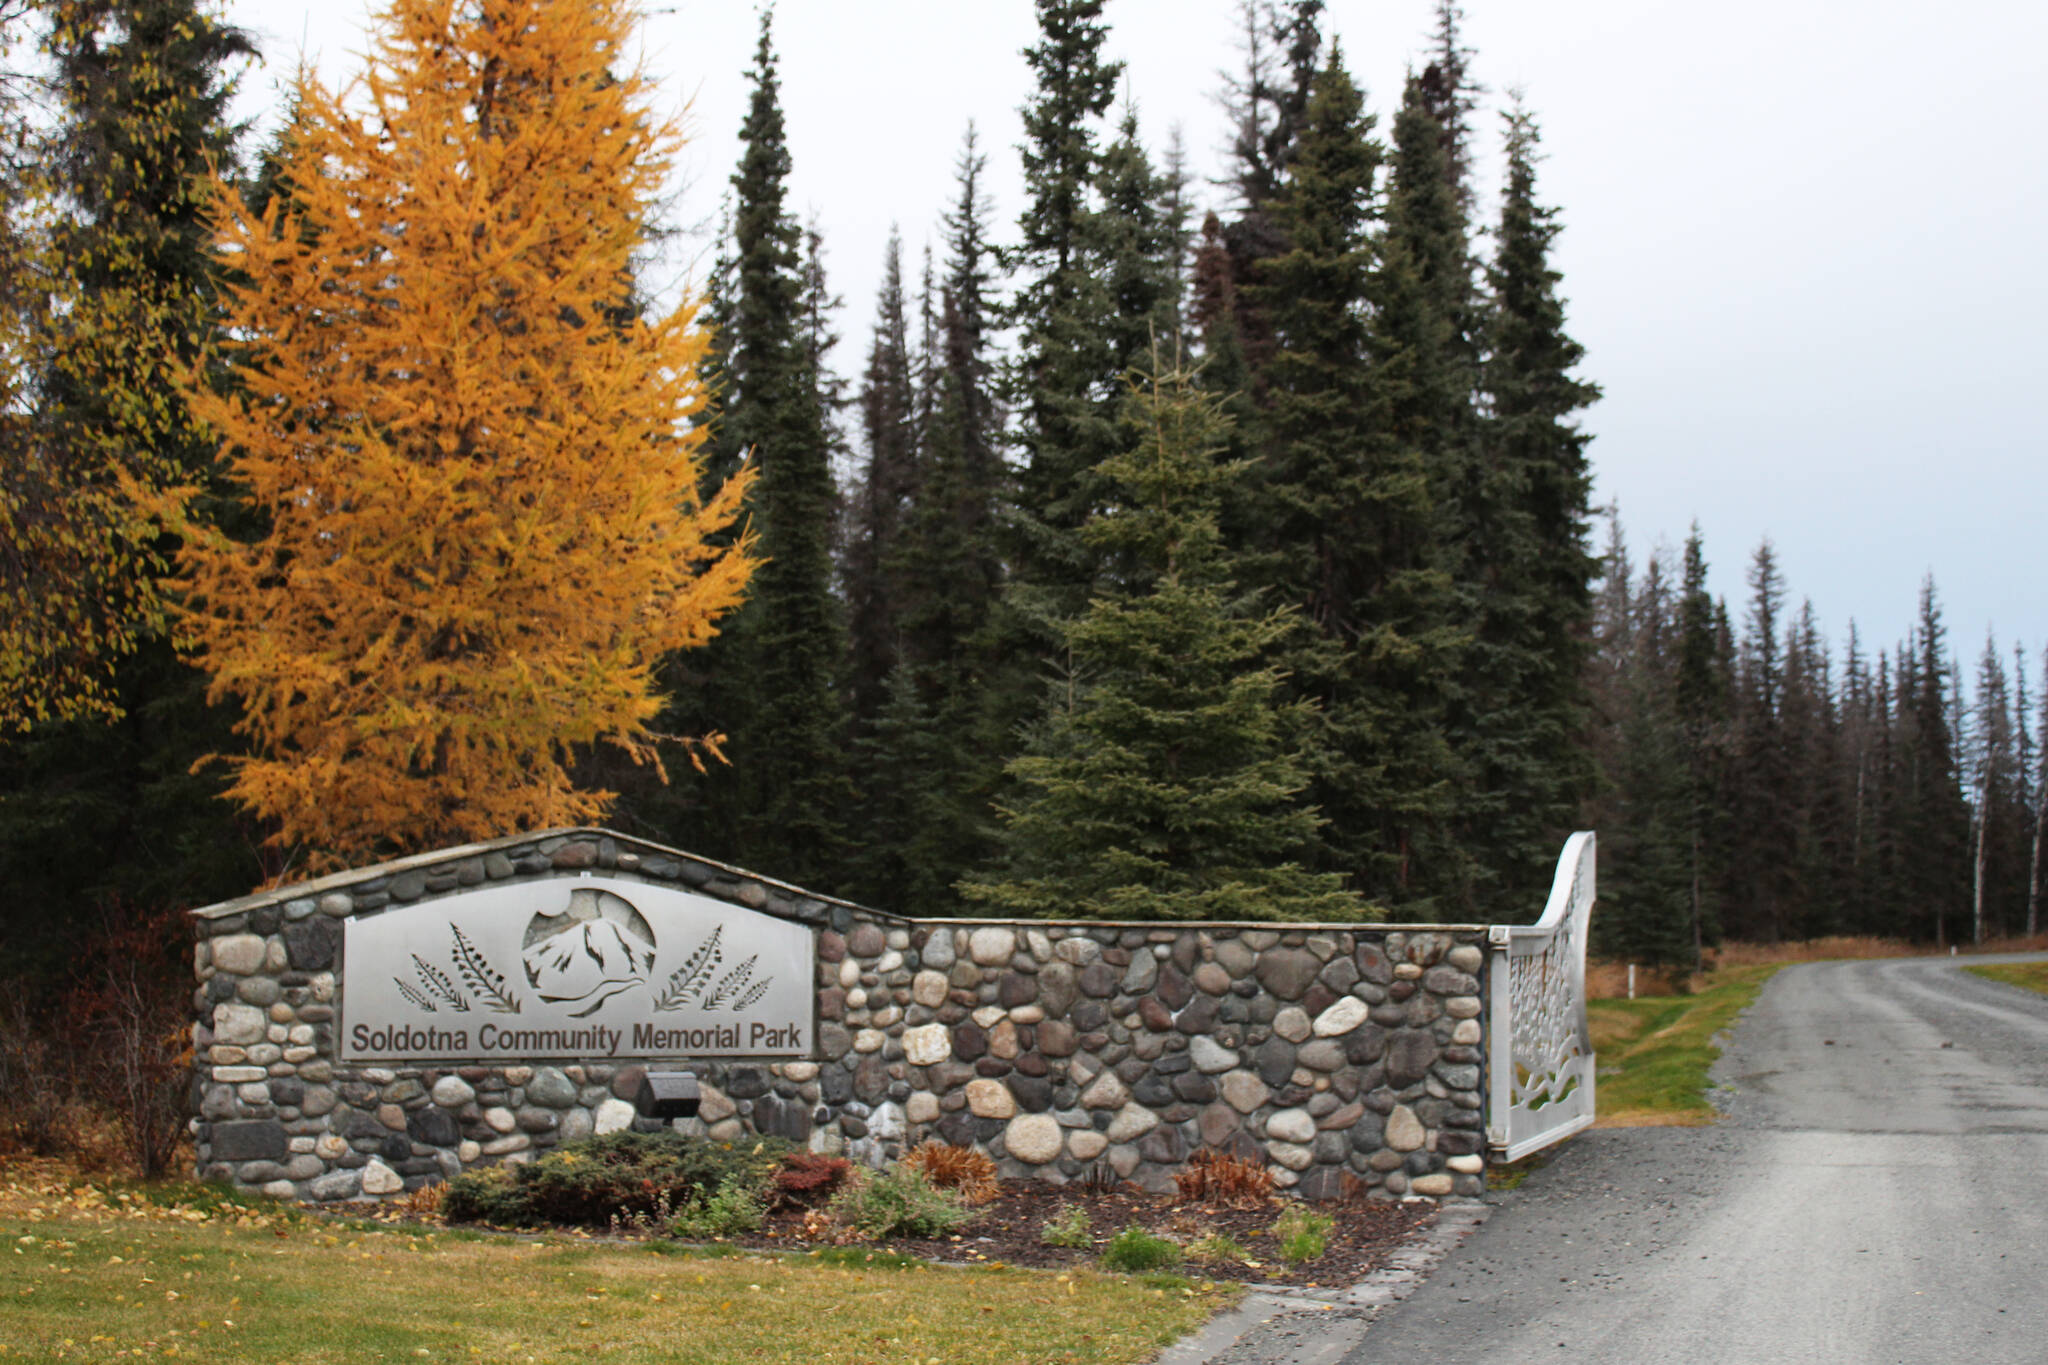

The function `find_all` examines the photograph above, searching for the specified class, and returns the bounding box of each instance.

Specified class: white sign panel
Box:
[341,877,813,1062]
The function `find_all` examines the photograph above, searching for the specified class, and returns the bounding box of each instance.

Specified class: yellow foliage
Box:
[169,0,753,867]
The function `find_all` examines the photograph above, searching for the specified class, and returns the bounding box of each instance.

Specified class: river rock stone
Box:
[525,1067,576,1108]
[1313,997,1370,1036]
[1004,1113,1063,1164]
[361,1159,403,1195]
[593,1098,636,1135]
[1255,948,1320,1001]
[1386,1104,1426,1152]
[431,1075,474,1108]
[1386,1030,1438,1085]
[1267,1141,1314,1172]
[213,1003,268,1046]
[1220,1070,1269,1114]
[1189,1035,1238,1074]
[965,1078,1016,1119]
[210,1120,286,1161]
[1105,1103,1159,1143]
[969,928,1016,966]
[903,1022,952,1065]
[1265,1107,1315,1144]
[1079,1070,1129,1109]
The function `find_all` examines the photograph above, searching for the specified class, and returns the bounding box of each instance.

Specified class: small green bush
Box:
[441,1131,797,1228]
[668,1173,768,1239]
[1271,1205,1333,1264]
[827,1165,972,1240]
[1100,1225,1182,1273]
[1039,1204,1093,1248]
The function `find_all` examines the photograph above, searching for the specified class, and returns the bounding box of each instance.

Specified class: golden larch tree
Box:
[171,0,753,866]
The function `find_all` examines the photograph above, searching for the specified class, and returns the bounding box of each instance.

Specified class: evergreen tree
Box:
[0,0,258,978]
[694,11,853,886]
[1211,0,1323,386]
[963,360,1361,922]
[1416,0,1481,214]
[851,126,1006,911]
[1005,0,1121,574]
[1725,541,1797,939]
[1462,100,1601,917]
[846,230,918,730]
[1673,528,1730,965]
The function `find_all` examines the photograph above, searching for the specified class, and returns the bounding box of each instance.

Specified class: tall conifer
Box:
[1463,101,1601,916]
[704,12,852,886]
[964,361,1360,922]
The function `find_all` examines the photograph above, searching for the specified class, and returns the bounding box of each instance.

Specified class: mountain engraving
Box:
[521,887,658,1017]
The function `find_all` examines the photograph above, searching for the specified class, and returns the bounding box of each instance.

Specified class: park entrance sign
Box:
[342,876,814,1063]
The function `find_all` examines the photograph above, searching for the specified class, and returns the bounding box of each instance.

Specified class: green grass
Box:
[0,1163,1231,1364]
[1586,964,1784,1126]
[1967,960,2048,996]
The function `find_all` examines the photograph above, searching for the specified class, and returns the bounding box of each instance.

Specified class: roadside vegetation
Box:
[1588,965,1783,1126]
[1587,935,2048,1128]
[1967,961,2048,997]
[0,1159,1222,1365]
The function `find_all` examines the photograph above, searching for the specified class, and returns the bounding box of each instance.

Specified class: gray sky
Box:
[222,0,2048,689]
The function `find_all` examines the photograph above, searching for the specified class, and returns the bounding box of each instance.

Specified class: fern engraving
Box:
[413,954,471,1012]
[704,953,757,1010]
[449,924,521,1014]
[652,926,723,1012]
[733,978,771,1012]
[395,978,437,1013]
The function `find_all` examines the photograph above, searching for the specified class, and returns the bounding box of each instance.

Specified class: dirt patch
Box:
[738,1179,1441,1288]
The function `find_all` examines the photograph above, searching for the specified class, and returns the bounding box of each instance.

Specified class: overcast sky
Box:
[220,0,2048,690]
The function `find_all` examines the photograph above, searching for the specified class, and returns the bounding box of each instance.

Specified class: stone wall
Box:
[191,829,1490,1203]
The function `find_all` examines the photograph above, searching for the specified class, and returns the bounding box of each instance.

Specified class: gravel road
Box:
[1332,952,2048,1365]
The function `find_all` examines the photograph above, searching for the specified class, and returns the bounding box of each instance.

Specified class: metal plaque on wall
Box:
[341,876,814,1062]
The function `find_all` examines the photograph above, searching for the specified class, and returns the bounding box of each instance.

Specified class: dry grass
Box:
[1588,934,2048,1001]
[0,1157,1228,1365]
[1172,1149,1276,1208]
[900,1141,1001,1206]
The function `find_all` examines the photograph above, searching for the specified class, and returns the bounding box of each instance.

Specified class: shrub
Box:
[900,1140,1000,1205]
[1100,1225,1182,1273]
[1185,1232,1249,1265]
[827,1165,972,1241]
[1173,1148,1274,1208]
[441,1131,796,1228]
[1039,1204,1093,1248]
[668,1173,768,1239]
[1271,1205,1333,1264]
[772,1151,852,1207]
[440,1165,528,1226]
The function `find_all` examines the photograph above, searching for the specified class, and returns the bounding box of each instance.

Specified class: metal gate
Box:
[1486,831,1597,1162]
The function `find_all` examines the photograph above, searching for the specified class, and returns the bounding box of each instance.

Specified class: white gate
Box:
[1486,831,1597,1162]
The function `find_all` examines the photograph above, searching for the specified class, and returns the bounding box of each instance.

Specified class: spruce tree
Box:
[847,230,919,730]
[1006,0,1121,573]
[852,126,1006,911]
[963,361,1361,922]
[701,12,853,886]
[1673,528,1730,965]
[0,0,258,976]
[1463,100,1601,917]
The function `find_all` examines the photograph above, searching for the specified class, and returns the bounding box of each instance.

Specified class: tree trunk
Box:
[1971,782,1988,947]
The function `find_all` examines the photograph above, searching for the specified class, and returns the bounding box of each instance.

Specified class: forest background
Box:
[1,0,2043,1065]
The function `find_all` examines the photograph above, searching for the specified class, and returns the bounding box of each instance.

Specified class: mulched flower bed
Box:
[739,1180,1439,1288]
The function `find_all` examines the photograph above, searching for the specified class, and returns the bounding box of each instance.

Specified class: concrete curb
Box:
[1152,1199,1492,1365]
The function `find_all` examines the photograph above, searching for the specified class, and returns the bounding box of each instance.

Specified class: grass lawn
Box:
[1585,964,1783,1127]
[0,1162,1230,1365]
[1967,960,2048,997]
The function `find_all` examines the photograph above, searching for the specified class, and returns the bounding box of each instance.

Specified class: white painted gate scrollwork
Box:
[1487,831,1596,1162]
